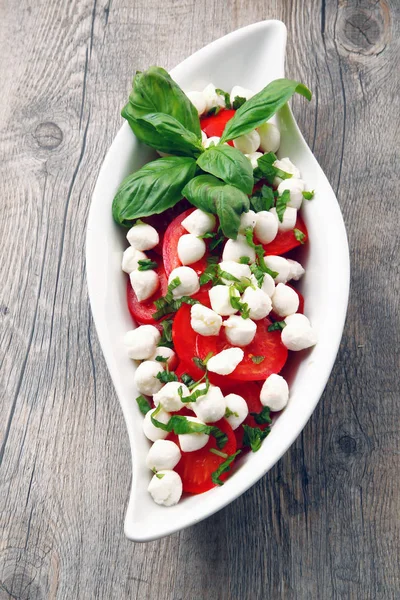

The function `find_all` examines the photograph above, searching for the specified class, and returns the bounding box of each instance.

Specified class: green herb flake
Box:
[138,258,158,271]
[178,380,210,404]
[302,190,315,200]
[250,355,265,364]
[158,319,174,348]
[153,277,200,319]
[232,95,246,110]
[250,406,272,425]
[293,228,306,244]
[136,395,152,415]
[156,370,179,384]
[239,256,250,265]
[275,190,291,223]
[209,448,229,459]
[211,450,241,485]
[250,185,275,213]
[267,320,287,332]
[245,227,278,279]
[228,284,250,319]
[181,373,196,387]
[155,472,165,479]
[150,408,228,448]
[207,106,222,117]
[215,88,231,109]
[225,407,239,418]
[242,424,270,452]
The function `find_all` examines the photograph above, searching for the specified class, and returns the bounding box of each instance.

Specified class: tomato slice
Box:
[168,418,237,494]
[162,208,210,277]
[200,109,236,146]
[172,299,288,382]
[126,265,168,325]
[258,213,308,256]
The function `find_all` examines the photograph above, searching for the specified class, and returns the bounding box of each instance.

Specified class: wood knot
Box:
[34,122,63,150]
[337,435,357,455]
[336,1,391,57]
[1,573,44,600]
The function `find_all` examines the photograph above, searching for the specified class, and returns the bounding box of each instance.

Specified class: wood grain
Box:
[1,0,399,598]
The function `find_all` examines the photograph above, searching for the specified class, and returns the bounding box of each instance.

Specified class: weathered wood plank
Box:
[0,0,399,599]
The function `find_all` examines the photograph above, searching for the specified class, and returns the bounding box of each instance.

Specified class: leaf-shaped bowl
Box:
[86,20,350,542]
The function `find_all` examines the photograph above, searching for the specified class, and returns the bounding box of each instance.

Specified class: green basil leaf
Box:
[267,320,286,332]
[138,259,158,271]
[134,113,204,157]
[250,406,272,425]
[136,395,152,415]
[293,228,306,244]
[275,189,291,222]
[181,373,196,387]
[302,190,315,200]
[211,450,241,485]
[182,174,250,239]
[150,410,227,448]
[122,67,201,137]
[242,424,270,452]
[250,185,275,212]
[158,319,174,348]
[197,145,254,194]
[215,88,231,108]
[220,79,312,143]
[250,355,265,364]
[112,156,197,226]
[156,370,178,383]
[232,96,246,110]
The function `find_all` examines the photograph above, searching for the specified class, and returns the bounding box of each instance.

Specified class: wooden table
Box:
[1,1,399,598]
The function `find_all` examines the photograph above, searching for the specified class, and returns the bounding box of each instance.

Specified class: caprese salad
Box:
[113,67,317,507]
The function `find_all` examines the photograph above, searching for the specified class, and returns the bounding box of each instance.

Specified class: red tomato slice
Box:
[126,265,168,325]
[172,300,288,382]
[258,213,308,256]
[162,208,210,277]
[200,109,236,146]
[168,418,237,494]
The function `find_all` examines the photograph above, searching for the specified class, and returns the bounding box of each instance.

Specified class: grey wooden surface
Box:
[1,0,399,598]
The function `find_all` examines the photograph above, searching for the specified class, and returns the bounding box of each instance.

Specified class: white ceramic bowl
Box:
[86,20,350,542]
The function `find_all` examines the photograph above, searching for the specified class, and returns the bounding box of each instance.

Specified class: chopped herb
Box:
[153,277,200,319]
[211,450,241,485]
[267,320,286,332]
[209,448,229,459]
[155,355,168,363]
[293,228,306,244]
[158,319,174,348]
[178,380,210,403]
[207,254,220,265]
[245,228,278,279]
[207,106,222,117]
[250,406,272,425]
[137,258,158,271]
[250,185,275,213]
[253,152,293,185]
[200,228,225,252]
[229,284,250,319]
[239,256,250,265]
[156,370,178,383]
[192,351,214,371]
[181,373,196,387]
[232,95,246,109]
[302,190,315,200]
[215,88,231,109]
[219,269,240,283]
[155,472,165,479]
[150,406,228,448]
[275,189,291,222]
[250,355,265,364]
[225,407,239,418]
[242,424,270,452]
[136,395,152,415]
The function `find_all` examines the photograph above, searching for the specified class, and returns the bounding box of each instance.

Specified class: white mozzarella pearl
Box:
[178,416,209,452]
[219,261,251,285]
[281,315,317,351]
[241,287,272,320]
[143,408,171,442]
[190,304,222,336]
[153,381,190,412]
[257,122,281,153]
[181,209,216,236]
[287,259,305,281]
[186,90,207,116]
[254,210,279,244]
[124,325,161,360]
[206,348,244,375]
[148,470,182,506]
[168,267,200,299]
[209,285,239,316]
[233,130,261,154]
[202,83,225,112]
[191,384,226,423]
[134,361,164,396]
[269,206,297,232]
[273,157,301,179]
[230,85,254,105]
[177,234,206,265]
[271,283,299,317]
[223,315,257,346]
[245,151,264,169]
[277,178,305,209]
[203,136,221,148]
[260,374,289,411]
[222,234,256,263]
[263,256,291,284]
[122,247,147,274]
[126,223,159,251]
[224,393,249,430]
[149,346,178,371]
[145,440,181,471]
[239,210,257,232]
[130,269,160,302]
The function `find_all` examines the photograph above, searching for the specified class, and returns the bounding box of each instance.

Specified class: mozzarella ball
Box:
[148,470,182,506]
[149,346,178,371]
[245,151,264,169]
[207,347,244,375]
[287,259,305,281]
[126,223,159,251]
[219,261,251,285]
[209,285,239,316]
[178,416,209,452]
[281,316,317,351]
[253,272,275,297]
[191,303,222,336]
[146,440,181,471]
[257,122,281,153]
[153,381,189,412]
[284,313,311,328]
[271,283,299,317]
[122,247,147,274]
[124,325,161,360]
[223,315,257,346]
[264,255,291,284]
[186,90,207,116]
[134,361,164,396]
[254,210,279,244]
[203,83,225,112]
[177,234,206,265]
[224,393,249,430]
[130,269,159,302]
[168,267,200,298]
[273,157,301,179]
[204,136,221,148]
[143,407,171,442]
[222,234,256,263]
[241,287,272,320]
[269,206,297,232]
[192,384,226,423]
[233,130,261,154]
[230,85,254,105]
[277,178,305,209]
[181,209,216,236]
[260,374,289,411]
[239,210,257,232]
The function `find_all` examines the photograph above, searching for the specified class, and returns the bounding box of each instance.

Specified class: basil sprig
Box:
[182,174,250,239]
[197,144,254,194]
[211,450,241,485]
[112,156,197,226]
[150,407,228,449]
[135,112,204,157]
[220,79,312,143]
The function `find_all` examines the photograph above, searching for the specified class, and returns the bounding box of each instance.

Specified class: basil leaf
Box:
[275,189,291,222]
[250,185,275,212]
[211,450,241,485]
[242,424,270,452]
[156,370,178,383]
[136,395,151,415]
[197,145,254,194]
[112,156,197,226]
[150,410,227,448]
[250,355,265,364]
[250,406,272,425]
[302,190,315,200]
[178,381,210,403]
[135,113,204,157]
[138,259,158,271]
[225,407,239,418]
[158,319,173,348]
[215,88,231,108]
[294,228,306,244]
[182,174,250,239]
[181,373,196,387]
[220,79,312,143]
[267,320,286,332]
[253,152,292,185]
[122,67,201,137]
[232,96,246,110]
